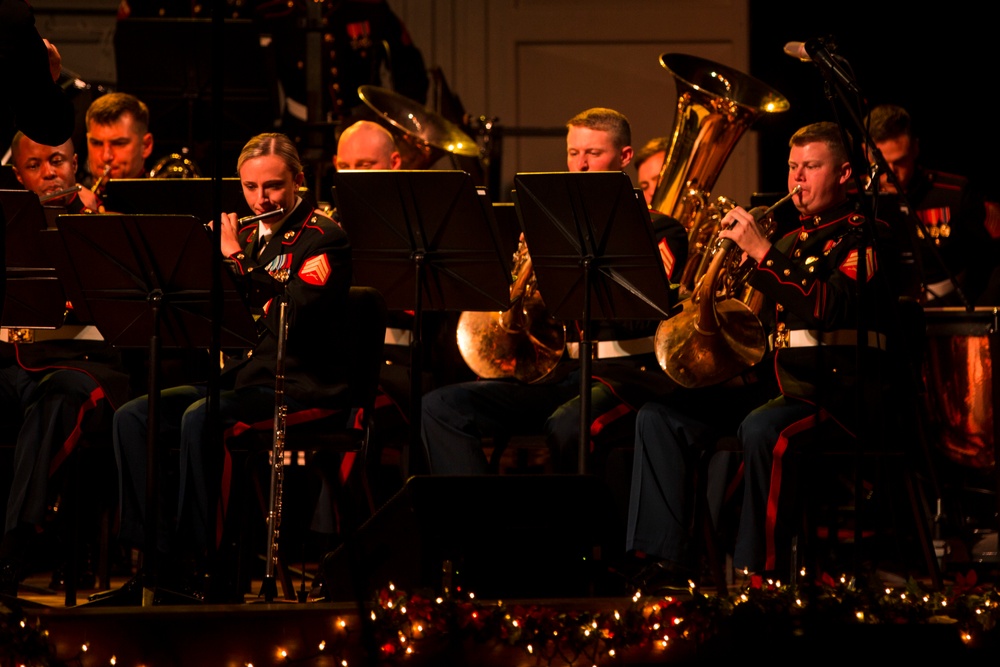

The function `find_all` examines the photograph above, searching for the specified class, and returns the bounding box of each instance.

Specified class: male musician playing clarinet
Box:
[421,108,687,489]
[9,131,100,212]
[625,122,898,591]
[109,133,352,602]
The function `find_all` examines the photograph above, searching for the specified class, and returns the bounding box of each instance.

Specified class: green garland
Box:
[3,572,998,665]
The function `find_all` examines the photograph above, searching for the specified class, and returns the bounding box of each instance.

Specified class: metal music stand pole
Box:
[52,213,258,605]
[332,170,512,476]
[512,171,680,474]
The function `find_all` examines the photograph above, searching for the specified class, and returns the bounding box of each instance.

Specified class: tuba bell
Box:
[456,237,566,383]
[357,85,481,170]
[654,187,800,388]
[649,53,789,292]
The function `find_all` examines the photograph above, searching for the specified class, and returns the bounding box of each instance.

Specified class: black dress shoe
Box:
[631,560,697,595]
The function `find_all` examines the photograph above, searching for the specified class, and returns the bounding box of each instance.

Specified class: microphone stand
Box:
[809,51,882,586]
[808,43,943,589]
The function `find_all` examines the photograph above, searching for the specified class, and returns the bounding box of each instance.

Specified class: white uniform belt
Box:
[0,325,104,344]
[384,327,413,347]
[566,336,655,359]
[925,277,957,302]
[769,328,887,351]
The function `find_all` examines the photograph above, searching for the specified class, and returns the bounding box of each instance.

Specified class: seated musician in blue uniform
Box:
[110,133,352,600]
[627,122,898,589]
[0,140,128,595]
[421,107,688,478]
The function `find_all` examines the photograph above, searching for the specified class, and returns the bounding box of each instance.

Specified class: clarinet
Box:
[260,295,290,602]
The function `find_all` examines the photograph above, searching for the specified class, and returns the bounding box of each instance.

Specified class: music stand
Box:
[1,190,66,329]
[332,170,512,474]
[55,213,258,605]
[1,191,103,606]
[103,178,252,221]
[513,171,678,474]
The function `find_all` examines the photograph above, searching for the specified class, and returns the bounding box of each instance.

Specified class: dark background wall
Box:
[748,1,997,199]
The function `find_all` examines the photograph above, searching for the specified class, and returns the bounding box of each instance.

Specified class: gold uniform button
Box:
[799,231,809,241]
[783,269,791,276]
[236,253,245,260]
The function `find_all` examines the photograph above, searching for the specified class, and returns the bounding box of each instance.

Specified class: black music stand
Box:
[1,190,66,329]
[332,170,512,475]
[513,171,679,474]
[104,178,252,221]
[55,213,258,605]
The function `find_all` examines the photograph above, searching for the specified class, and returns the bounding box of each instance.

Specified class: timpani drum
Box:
[922,307,999,471]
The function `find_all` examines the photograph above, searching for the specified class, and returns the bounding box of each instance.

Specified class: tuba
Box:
[649,53,789,292]
[456,236,566,383]
[358,85,481,170]
[655,188,800,388]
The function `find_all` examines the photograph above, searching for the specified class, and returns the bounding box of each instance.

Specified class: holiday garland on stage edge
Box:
[2,572,998,666]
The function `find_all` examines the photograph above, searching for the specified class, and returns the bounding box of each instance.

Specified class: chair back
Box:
[344,286,388,424]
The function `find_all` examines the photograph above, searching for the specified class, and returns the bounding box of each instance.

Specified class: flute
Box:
[238,208,285,225]
[39,184,82,203]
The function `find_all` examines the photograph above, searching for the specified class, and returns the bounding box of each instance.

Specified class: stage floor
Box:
[4,559,998,667]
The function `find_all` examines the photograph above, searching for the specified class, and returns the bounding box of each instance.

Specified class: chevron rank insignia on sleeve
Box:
[299,254,331,286]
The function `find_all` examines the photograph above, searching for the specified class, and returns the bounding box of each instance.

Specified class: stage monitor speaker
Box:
[321,474,627,600]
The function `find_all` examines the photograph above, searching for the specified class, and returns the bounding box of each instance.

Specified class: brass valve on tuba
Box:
[654,187,800,389]
[456,237,566,383]
[648,53,790,293]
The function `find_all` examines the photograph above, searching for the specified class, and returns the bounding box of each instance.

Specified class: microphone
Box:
[783,39,861,96]
[783,41,811,62]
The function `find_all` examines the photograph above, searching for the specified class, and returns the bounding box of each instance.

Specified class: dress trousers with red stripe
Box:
[626,200,898,575]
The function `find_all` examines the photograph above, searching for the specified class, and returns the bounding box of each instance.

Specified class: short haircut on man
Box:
[865,104,912,144]
[85,92,150,133]
[9,130,75,166]
[634,136,670,171]
[566,107,632,150]
[789,121,850,166]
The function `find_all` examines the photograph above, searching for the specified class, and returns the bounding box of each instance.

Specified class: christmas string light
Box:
[3,574,1000,666]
